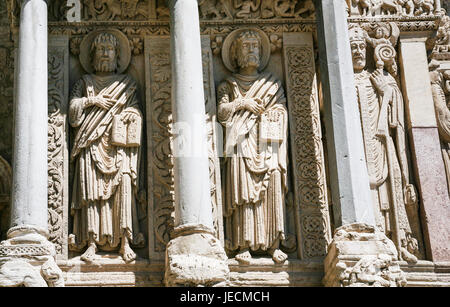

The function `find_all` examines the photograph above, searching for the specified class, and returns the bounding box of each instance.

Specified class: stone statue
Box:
[218,29,289,264]
[68,31,144,263]
[429,61,450,194]
[349,25,420,263]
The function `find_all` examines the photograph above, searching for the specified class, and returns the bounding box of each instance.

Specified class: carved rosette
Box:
[283,34,332,259]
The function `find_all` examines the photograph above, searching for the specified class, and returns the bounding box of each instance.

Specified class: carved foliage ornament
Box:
[48,47,66,255]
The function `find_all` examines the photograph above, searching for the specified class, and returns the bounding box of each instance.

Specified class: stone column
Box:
[0,0,63,287]
[435,0,442,13]
[164,0,229,287]
[315,0,375,227]
[315,0,403,287]
[399,36,450,262]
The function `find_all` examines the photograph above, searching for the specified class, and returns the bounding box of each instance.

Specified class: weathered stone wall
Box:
[0,0,448,287]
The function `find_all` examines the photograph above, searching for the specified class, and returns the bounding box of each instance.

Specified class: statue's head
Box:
[90,33,120,73]
[349,25,367,72]
[231,30,262,72]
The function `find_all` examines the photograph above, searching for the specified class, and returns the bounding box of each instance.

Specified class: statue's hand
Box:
[404,184,418,207]
[88,96,115,110]
[243,97,265,115]
[370,69,390,96]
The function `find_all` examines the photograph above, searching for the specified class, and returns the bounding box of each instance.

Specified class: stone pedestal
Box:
[323,223,407,287]
[165,225,228,287]
[0,0,63,287]
[164,0,229,286]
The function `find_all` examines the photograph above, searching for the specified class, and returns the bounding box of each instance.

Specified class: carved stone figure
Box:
[199,0,233,19]
[218,29,289,264]
[274,0,298,17]
[68,31,144,263]
[349,25,420,263]
[413,0,434,15]
[0,258,64,287]
[323,223,407,287]
[398,0,415,15]
[261,0,275,18]
[341,254,407,287]
[82,0,147,20]
[234,0,261,18]
[294,0,315,17]
[352,0,435,16]
[429,61,450,194]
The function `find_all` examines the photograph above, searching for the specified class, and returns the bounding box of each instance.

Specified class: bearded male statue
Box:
[349,25,420,262]
[218,29,289,264]
[68,31,144,263]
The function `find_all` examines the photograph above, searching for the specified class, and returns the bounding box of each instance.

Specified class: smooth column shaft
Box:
[315,0,375,227]
[168,0,214,230]
[11,0,48,232]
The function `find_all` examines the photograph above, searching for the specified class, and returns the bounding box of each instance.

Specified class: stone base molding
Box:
[0,226,64,287]
[164,224,229,287]
[323,223,407,287]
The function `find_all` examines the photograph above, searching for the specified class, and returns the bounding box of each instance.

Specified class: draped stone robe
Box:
[217,72,288,252]
[431,73,450,194]
[69,74,142,251]
[355,69,414,246]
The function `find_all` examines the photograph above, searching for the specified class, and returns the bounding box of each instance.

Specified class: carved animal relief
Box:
[348,0,439,17]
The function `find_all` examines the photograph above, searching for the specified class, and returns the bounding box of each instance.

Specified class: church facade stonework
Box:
[0,0,448,287]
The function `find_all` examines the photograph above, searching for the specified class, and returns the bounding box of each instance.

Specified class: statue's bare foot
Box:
[80,243,97,263]
[401,247,418,264]
[121,242,137,263]
[235,249,252,264]
[270,248,287,264]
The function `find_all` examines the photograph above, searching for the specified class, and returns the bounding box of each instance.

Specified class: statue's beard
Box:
[237,54,260,70]
[93,58,117,73]
[352,55,366,71]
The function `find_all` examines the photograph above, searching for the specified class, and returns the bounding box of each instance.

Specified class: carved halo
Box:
[79,29,132,74]
[221,28,271,73]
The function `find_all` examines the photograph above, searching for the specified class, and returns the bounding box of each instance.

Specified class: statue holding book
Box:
[218,29,289,264]
[68,30,144,263]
